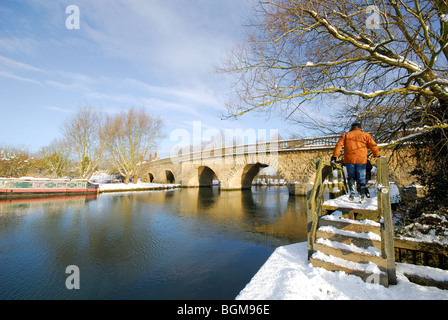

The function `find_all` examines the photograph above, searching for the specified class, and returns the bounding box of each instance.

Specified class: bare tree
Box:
[62,106,105,179]
[0,146,34,178]
[220,0,448,137]
[220,0,448,202]
[39,138,72,178]
[104,107,164,184]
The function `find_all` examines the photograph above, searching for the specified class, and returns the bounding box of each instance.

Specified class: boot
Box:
[359,186,368,204]
[365,187,371,198]
[348,179,356,201]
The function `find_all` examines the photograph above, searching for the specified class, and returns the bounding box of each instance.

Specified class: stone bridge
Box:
[143,135,419,196]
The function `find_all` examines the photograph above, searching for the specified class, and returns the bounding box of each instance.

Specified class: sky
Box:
[0,0,305,157]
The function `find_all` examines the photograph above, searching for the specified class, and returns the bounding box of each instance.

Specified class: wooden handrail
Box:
[306,160,347,258]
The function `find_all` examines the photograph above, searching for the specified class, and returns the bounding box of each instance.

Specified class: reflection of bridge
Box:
[146,136,341,195]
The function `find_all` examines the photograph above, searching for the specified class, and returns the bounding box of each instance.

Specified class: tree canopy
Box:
[104,107,164,184]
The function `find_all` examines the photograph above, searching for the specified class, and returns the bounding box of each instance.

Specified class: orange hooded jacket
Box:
[332,128,380,164]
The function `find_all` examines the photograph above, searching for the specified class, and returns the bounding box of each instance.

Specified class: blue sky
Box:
[0,0,302,157]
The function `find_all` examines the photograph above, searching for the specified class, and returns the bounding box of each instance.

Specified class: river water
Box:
[0,186,308,300]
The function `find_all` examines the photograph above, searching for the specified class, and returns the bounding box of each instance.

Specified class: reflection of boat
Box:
[0,178,99,198]
[0,194,98,213]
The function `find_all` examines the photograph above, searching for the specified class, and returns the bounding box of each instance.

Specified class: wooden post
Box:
[337,168,343,193]
[307,160,324,258]
[377,157,397,285]
[306,188,314,259]
[328,165,334,195]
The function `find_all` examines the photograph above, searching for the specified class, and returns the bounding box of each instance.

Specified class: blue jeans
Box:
[345,163,366,187]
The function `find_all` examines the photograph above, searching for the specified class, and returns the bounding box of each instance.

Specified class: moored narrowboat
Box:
[0,177,99,198]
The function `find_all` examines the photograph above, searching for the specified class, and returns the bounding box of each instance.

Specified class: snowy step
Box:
[310,213,391,286]
[313,239,387,269]
[323,194,378,211]
[319,215,381,236]
[322,205,381,222]
[316,225,382,250]
[310,251,388,287]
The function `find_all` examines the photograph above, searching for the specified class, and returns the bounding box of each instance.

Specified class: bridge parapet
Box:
[150,135,340,166]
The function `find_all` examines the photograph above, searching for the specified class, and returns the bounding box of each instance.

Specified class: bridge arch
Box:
[241,163,269,189]
[165,170,175,184]
[198,166,218,187]
[148,173,155,183]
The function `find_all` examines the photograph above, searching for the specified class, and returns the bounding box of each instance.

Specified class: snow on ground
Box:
[90,171,180,192]
[237,184,448,300]
[324,194,379,210]
[323,181,401,210]
[395,212,448,246]
[98,182,180,192]
[236,242,448,300]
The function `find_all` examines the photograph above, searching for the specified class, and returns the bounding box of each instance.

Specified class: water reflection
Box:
[0,195,97,214]
[0,187,308,300]
[167,186,308,244]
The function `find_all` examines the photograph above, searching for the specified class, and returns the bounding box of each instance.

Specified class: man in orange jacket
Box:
[331,122,380,202]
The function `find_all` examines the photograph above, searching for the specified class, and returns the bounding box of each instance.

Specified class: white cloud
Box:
[0,71,41,85]
[76,0,246,84]
[0,36,40,56]
[0,55,46,73]
[44,106,74,113]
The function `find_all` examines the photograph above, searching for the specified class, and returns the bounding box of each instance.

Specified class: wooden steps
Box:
[307,158,397,286]
[310,213,390,287]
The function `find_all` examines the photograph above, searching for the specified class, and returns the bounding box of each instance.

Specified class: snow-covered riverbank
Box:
[237,183,448,300]
[236,242,448,300]
[98,182,180,193]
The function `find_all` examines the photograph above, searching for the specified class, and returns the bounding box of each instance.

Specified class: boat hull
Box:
[0,178,99,199]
